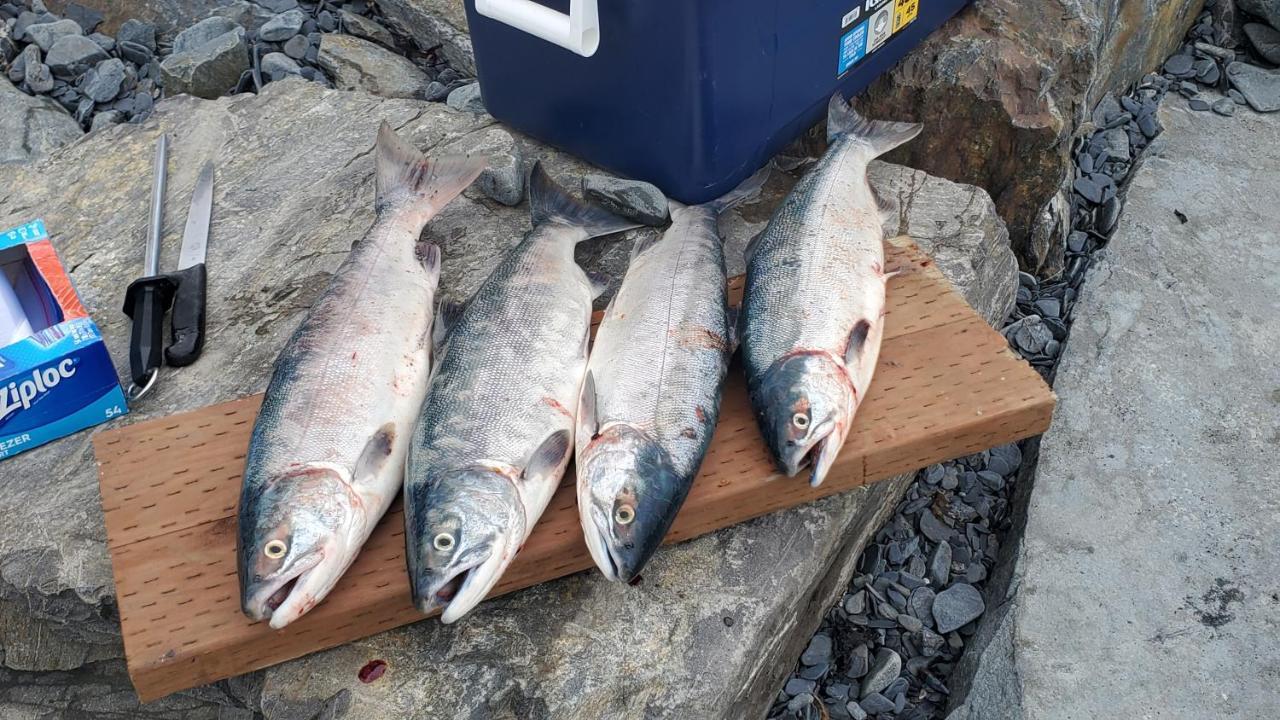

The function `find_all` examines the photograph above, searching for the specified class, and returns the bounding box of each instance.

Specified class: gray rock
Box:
[785,677,817,696]
[861,693,895,714]
[927,541,951,587]
[13,10,42,42]
[282,33,307,59]
[0,81,1017,717]
[1164,53,1195,77]
[1138,112,1160,138]
[160,27,249,99]
[846,644,870,679]
[340,9,395,48]
[317,33,428,99]
[88,32,115,52]
[83,57,126,102]
[257,0,298,11]
[1101,127,1131,162]
[172,16,239,55]
[1244,23,1280,64]
[800,633,834,666]
[899,613,924,633]
[442,126,524,206]
[1212,98,1237,117]
[1033,297,1061,318]
[89,108,123,131]
[422,79,449,101]
[861,648,902,698]
[847,701,868,720]
[1228,62,1280,112]
[61,2,103,32]
[118,40,152,66]
[909,587,937,624]
[1238,0,1280,31]
[949,98,1280,720]
[932,583,984,633]
[260,51,300,80]
[919,509,954,543]
[0,74,80,160]
[1230,88,1248,105]
[374,0,474,75]
[1188,97,1212,111]
[44,34,107,78]
[583,174,670,226]
[116,18,156,51]
[258,8,305,42]
[26,18,81,52]
[445,80,485,113]
[24,60,53,93]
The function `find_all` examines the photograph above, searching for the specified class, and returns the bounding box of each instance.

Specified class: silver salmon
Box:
[237,123,484,629]
[405,164,639,623]
[575,172,765,582]
[740,95,921,487]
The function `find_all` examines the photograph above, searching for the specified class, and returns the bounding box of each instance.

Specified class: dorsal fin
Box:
[580,370,599,439]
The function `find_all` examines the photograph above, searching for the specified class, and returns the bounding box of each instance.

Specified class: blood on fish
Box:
[674,325,729,352]
[358,659,388,683]
[541,396,573,418]
[694,405,707,423]
[681,427,697,439]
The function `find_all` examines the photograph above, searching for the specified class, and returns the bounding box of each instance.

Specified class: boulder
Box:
[339,9,396,48]
[25,18,82,52]
[317,33,429,99]
[0,75,82,164]
[1238,0,1280,30]
[42,0,265,37]
[372,0,474,75]
[855,0,1204,273]
[946,96,1280,720]
[160,26,249,99]
[43,33,108,78]
[0,78,1014,718]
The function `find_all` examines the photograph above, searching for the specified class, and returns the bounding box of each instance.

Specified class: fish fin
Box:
[726,306,741,354]
[743,230,764,264]
[416,241,442,274]
[884,270,902,282]
[844,319,872,366]
[353,423,396,484]
[529,162,642,240]
[871,185,901,237]
[523,429,572,483]
[826,94,923,157]
[629,231,662,260]
[585,270,611,300]
[432,299,465,354]
[704,166,769,215]
[580,370,599,439]
[374,121,486,218]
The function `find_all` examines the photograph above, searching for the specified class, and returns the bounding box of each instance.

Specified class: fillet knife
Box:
[122,135,213,400]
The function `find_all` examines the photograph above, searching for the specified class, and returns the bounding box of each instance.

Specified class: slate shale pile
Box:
[769,5,1265,719]
[0,0,473,134]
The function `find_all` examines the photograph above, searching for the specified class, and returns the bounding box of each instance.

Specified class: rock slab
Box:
[373,0,473,75]
[0,75,82,164]
[948,97,1280,720]
[317,33,428,99]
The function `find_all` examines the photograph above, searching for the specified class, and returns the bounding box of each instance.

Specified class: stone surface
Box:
[1238,0,1280,30]
[160,26,249,99]
[582,174,670,226]
[339,9,394,48]
[1244,22,1280,64]
[82,57,126,102]
[41,0,256,36]
[374,0,473,74]
[445,80,484,113]
[317,33,428,99]
[948,97,1280,720]
[1228,62,1280,112]
[855,0,1204,272]
[0,75,82,164]
[26,17,81,51]
[261,51,300,80]
[171,16,238,55]
[43,33,107,77]
[258,8,305,42]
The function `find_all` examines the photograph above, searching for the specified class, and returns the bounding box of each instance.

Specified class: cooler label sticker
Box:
[837,21,869,75]
[837,0,920,77]
[893,0,919,33]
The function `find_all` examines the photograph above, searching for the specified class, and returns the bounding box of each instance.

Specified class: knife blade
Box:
[165,161,213,367]
[122,134,176,399]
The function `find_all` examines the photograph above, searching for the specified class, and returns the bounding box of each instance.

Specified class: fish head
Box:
[238,465,360,629]
[406,465,526,624]
[577,424,685,582]
[752,351,856,487]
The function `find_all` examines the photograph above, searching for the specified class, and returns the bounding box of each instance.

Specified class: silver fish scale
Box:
[584,206,730,477]
[245,219,436,491]
[412,224,591,478]
[742,137,886,378]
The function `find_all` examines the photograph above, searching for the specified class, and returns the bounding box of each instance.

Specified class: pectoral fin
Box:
[353,423,396,484]
[523,429,572,484]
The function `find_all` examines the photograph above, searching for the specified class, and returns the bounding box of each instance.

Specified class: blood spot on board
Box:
[358,659,388,683]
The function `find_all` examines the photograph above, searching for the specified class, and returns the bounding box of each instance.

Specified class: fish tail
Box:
[826,93,922,157]
[529,162,641,241]
[374,121,486,224]
[702,166,770,216]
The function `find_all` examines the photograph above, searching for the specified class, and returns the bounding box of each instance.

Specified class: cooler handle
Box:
[475,0,600,57]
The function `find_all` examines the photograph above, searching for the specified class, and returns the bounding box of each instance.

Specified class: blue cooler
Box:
[464,0,971,203]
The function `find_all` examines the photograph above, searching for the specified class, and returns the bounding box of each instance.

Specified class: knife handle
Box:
[165,263,206,367]
[122,275,177,388]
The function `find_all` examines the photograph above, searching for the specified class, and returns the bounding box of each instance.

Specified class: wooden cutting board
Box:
[92,236,1055,701]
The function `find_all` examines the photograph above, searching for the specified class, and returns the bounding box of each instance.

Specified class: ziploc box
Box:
[0,220,127,460]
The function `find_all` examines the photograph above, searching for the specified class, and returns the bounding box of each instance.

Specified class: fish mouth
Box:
[243,551,325,629]
[584,508,637,583]
[413,543,507,624]
[782,425,840,487]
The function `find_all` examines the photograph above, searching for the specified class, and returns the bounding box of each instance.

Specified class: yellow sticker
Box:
[893,0,919,33]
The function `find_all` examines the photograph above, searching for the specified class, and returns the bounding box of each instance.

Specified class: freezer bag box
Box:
[0,220,127,461]
[464,0,970,203]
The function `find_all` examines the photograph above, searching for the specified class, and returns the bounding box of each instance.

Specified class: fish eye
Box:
[433,533,456,552]
[264,540,288,559]
[792,413,810,429]
[615,504,635,525]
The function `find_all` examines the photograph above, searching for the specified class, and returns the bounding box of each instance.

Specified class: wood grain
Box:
[92,237,1055,701]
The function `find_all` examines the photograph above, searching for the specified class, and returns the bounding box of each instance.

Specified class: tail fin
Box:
[374,121,486,218]
[703,166,770,215]
[529,162,642,240]
[827,94,922,158]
